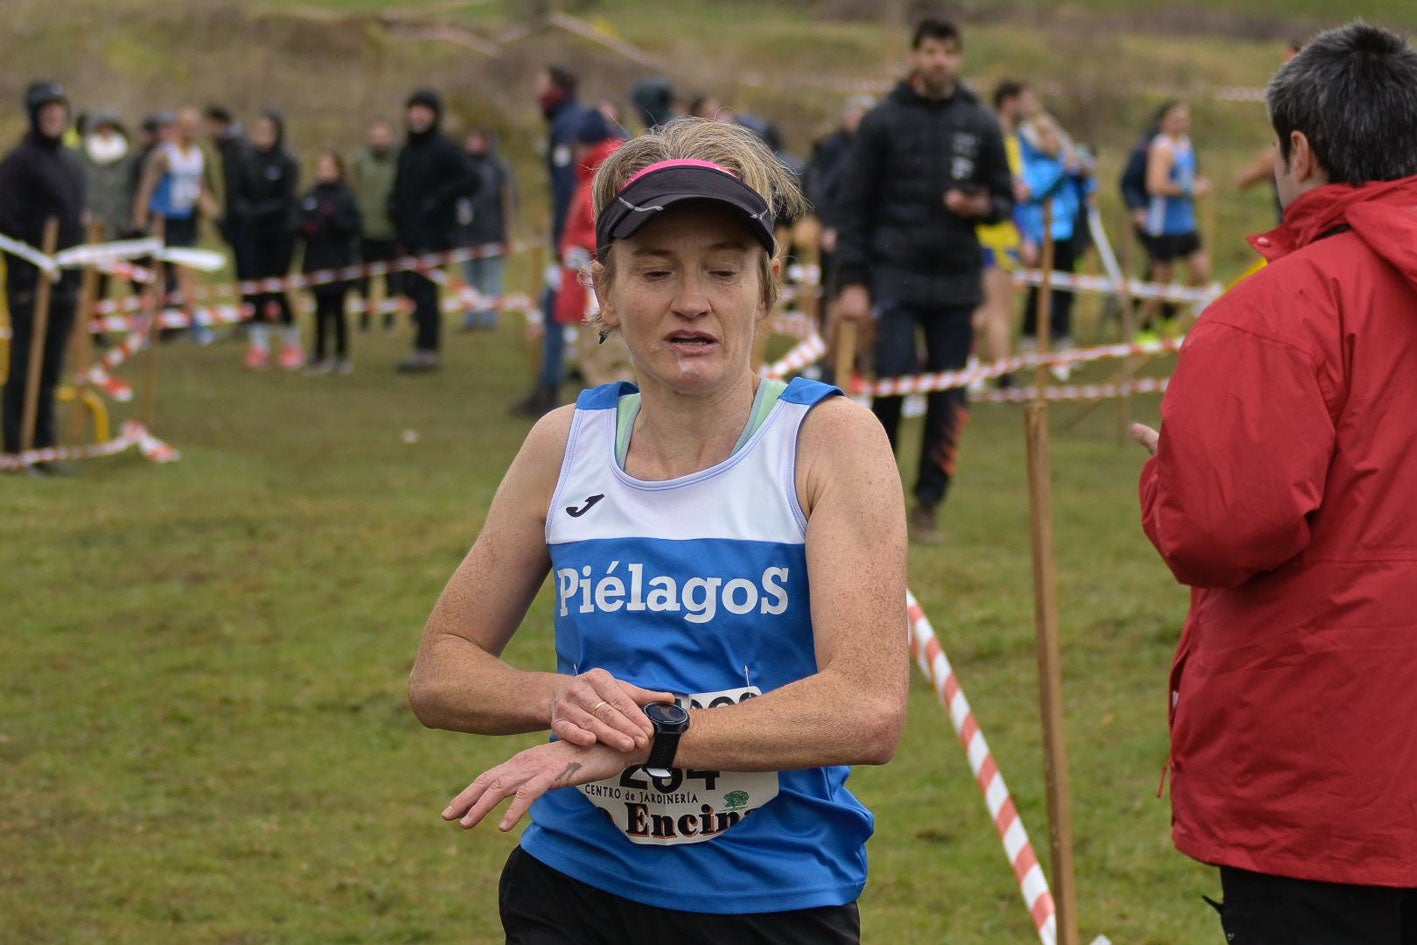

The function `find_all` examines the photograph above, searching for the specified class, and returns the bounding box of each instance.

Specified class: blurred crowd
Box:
[66,94,519,375]
[1,31,1238,463]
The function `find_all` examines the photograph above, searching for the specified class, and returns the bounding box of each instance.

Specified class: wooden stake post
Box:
[1025,199,1081,945]
[65,221,103,445]
[834,319,856,391]
[1115,211,1138,444]
[19,218,61,455]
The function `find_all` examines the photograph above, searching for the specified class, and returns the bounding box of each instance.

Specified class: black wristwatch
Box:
[642,701,690,778]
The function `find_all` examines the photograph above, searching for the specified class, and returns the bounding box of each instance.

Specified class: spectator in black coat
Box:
[0,81,85,468]
[805,94,872,299]
[297,151,360,375]
[241,110,302,371]
[204,104,257,303]
[388,87,479,372]
[833,19,1014,543]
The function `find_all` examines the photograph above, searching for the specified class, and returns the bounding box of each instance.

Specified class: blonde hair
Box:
[587,118,807,333]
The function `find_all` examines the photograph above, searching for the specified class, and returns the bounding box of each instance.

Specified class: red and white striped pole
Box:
[907,590,1059,945]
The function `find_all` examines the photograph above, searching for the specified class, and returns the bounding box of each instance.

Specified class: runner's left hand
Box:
[443,739,643,832]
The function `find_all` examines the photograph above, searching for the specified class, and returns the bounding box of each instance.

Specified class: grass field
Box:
[5,2,1413,942]
[3,280,1214,944]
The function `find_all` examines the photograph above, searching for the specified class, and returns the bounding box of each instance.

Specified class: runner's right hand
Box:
[549,668,671,753]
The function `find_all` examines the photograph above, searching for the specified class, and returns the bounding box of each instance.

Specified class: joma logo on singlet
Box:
[556,562,790,625]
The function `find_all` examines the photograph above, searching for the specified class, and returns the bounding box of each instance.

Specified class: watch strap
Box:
[644,730,681,779]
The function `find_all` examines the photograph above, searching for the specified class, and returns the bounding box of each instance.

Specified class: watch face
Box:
[644,702,689,726]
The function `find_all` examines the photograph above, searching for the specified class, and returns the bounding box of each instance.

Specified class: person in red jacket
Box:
[554,110,630,394]
[1132,22,1417,941]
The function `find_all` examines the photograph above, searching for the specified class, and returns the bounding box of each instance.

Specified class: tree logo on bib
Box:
[575,686,779,846]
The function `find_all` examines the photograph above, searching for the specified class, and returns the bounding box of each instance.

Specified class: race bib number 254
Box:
[576,686,779,846]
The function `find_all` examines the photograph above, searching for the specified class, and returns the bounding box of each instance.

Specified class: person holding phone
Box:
[832,18,1014,544]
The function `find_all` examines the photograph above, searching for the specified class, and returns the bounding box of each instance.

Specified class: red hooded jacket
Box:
[1140,176,1417,887]
[553,137,621,326]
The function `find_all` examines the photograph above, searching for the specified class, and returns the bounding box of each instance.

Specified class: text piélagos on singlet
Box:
[556,563,791,624]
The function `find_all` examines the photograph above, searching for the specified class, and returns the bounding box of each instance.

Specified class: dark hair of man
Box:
[912,18,960,49]
[547,66,579,96]
[993,79,1025,112]
[204,105,232,125]
[1268,21,1417,186]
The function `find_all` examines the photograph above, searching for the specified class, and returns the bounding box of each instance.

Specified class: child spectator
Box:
[297,151,360,375]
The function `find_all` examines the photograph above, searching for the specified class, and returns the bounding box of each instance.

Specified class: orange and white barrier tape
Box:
[908,590,1058,945]
[91,304,251,336]
[745,330,1178,402]
[89,285,533,337]
[761,334,827,380]
[89,241,538,316]
[95,257,157,284]
[857,335,1183,398]
[766,310,818,341]
[0,420,179,471]
[81,287,535,403]
[972,377,1169,404]
[86,365,133,403]
[777,269,1218,310]
[83,304,249,401]
[86,312,164,400]
[1014,268,1222,307]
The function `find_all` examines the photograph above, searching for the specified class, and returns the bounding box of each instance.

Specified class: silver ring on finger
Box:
[591,701,608,715]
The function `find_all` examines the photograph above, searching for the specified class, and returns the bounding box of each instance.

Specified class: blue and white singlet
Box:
[150,142,204,221]
[520,377,875,914]
[1144,135,1198,237]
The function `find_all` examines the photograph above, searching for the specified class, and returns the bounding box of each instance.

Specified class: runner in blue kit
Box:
[409,117,909,944]
[1137,100,1212,338]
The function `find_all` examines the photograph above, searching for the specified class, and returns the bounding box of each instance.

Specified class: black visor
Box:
[595,160,775,260]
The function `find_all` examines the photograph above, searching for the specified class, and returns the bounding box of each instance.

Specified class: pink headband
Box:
[622,158,740,189]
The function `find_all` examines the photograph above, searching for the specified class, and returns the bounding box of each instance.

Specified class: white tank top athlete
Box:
[521,376,875,915]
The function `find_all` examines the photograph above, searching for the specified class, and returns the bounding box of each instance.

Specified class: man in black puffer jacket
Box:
[388,87,479,372]
[834,19,1014,544]
[0,81,85,467]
